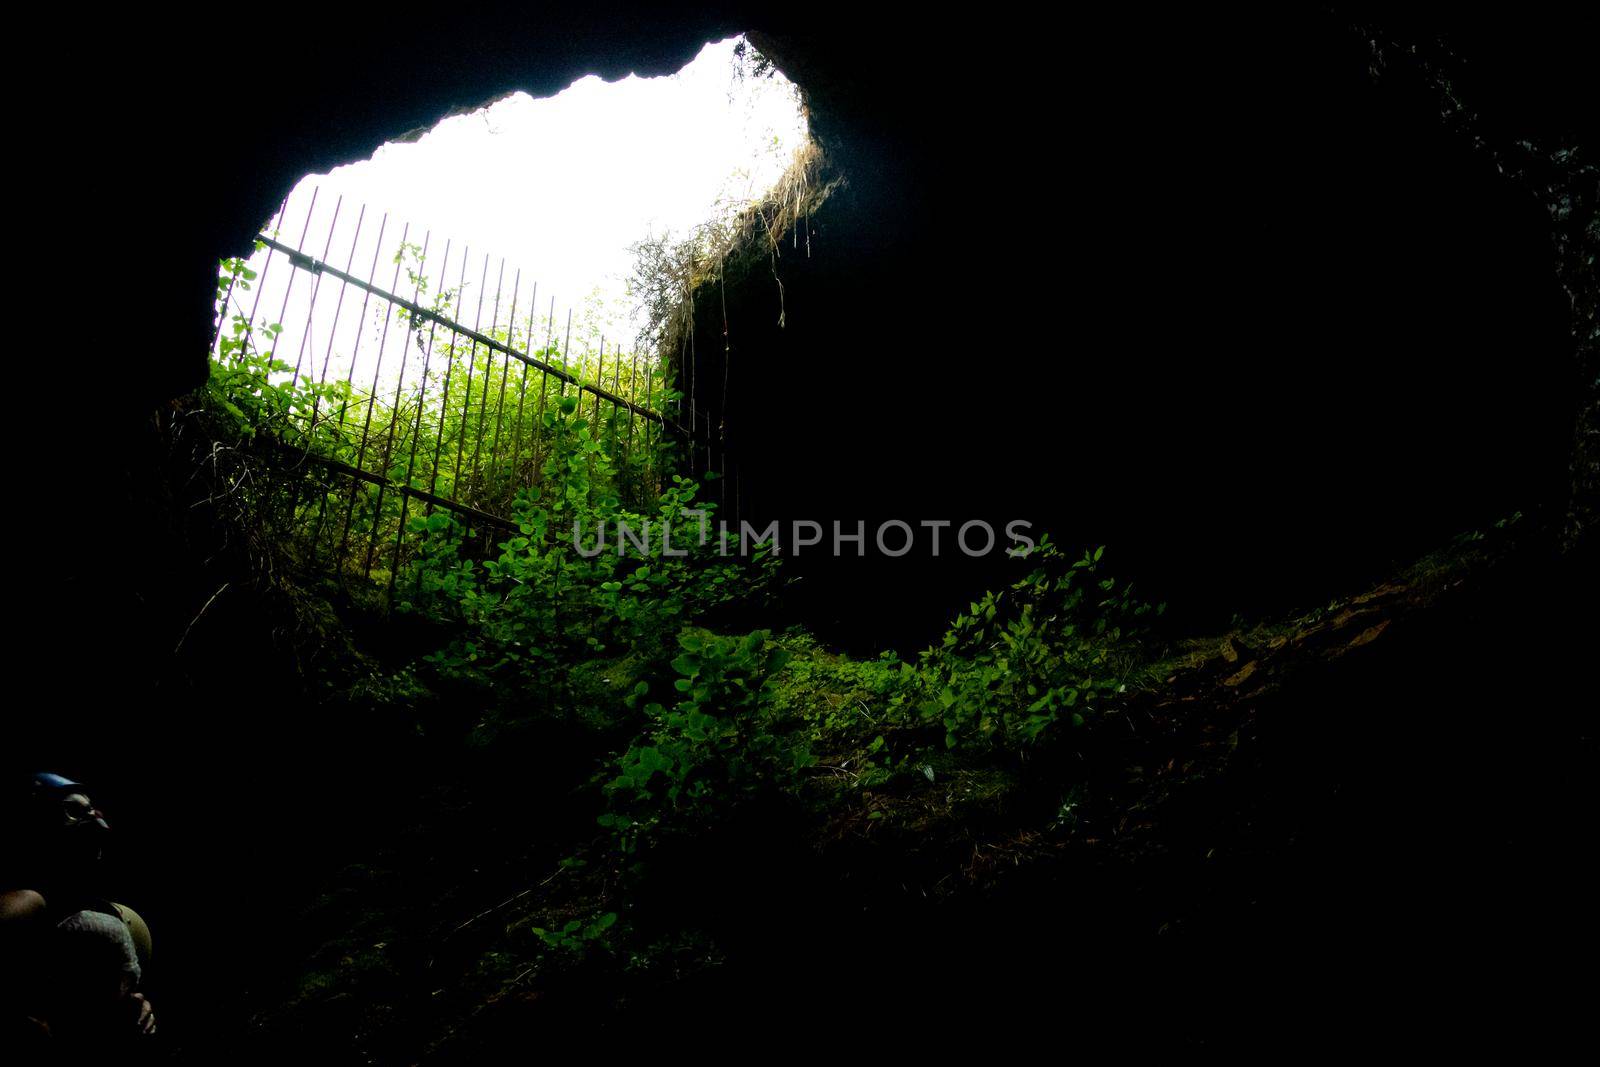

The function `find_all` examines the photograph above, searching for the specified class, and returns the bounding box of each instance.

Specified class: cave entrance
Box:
[209,36,808,590]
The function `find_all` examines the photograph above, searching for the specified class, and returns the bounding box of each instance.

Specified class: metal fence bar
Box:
[558,309,573,399]
[424,248,472,511]
[485,269,521,498]
[281,444,516,533]
[337,219,409,564]
[306,202,367,435]
[253,234,675,428]
[254,190,328,544]
[506,283,538,493]
[269,188,320,368]
[388,238,455,602]
[288,194,343,388]
[530,298,558,479]
[644,364,656,495]
[363,230,431,577]
[288,198,362,547]
[331,211,388,437]
[467,257,508,503]
[219,205,709,606]
[232,197,291,360]
[610,346,623,460]
[626,348,639,460]
[453,253,491,512]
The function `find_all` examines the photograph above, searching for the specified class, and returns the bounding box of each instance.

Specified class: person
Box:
[1,772,156,1046]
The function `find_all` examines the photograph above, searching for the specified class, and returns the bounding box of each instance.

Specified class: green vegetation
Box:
[210,244,674,585]
[915,539,1164,748]
[200,256,1173,1017]
[198,144,1334,1054]
[601,629,809,852]
[202,225,1557,1064]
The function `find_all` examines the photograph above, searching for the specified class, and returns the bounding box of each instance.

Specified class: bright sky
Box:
[225,37,807,391]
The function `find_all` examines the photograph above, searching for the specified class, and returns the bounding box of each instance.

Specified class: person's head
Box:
[10,773,112,886]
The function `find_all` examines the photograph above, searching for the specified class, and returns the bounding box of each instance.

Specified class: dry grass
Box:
[628,139,840,362]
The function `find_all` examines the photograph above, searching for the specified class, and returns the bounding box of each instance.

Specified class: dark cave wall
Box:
[690,8,1580,645]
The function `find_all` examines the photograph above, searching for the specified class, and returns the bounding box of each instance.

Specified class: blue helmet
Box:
[29,772,88,798]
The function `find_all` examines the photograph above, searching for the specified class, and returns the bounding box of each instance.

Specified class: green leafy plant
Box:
[390,382,780,751]
[206,245,684,585]
[599,629,811,851]
[915,540,1162,748]
[526,911,618,955]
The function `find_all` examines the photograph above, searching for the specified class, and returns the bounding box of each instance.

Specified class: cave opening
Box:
[225,36,808,395]
[8,7,1592,1058]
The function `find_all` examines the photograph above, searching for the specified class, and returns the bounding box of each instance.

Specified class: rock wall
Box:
[683,10,1581,645]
